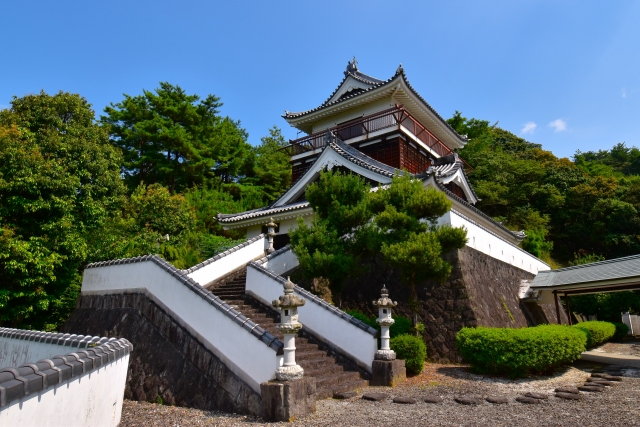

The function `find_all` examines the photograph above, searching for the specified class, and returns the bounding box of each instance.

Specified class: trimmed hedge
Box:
[456,325,586,378]
[573,321,616,348]
[613,322,630,341]
[390,334,427,375]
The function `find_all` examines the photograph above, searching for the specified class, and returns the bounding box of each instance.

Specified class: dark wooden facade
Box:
[291,135,434,182]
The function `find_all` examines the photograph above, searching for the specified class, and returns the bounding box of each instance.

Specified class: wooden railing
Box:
[283,105,456,159]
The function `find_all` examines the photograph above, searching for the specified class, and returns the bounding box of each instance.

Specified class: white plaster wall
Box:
[0,338,95,370]
[0,355,129,427]
[311,98,395,134]
[246,265,377,372]
[262,248,299,276]
[82,262,282,393]
[187,237,267,286]
[439,211,550,275]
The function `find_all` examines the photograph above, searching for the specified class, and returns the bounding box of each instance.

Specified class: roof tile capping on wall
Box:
[84,254,283,353]
[0,328,132,408]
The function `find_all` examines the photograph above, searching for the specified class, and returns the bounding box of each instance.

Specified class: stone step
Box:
[296,350,328,361]
[304,364,345,378]
[298,356,336,370]
[315,371,363,391]
[315,379,369,400]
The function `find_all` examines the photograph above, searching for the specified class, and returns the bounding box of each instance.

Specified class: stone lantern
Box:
[372,285,397,360]
[370,285,406,387]
[266,218,277,254]
[272,277,306,381]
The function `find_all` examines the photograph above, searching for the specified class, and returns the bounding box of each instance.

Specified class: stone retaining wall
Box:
[61,293,264,416]
[327,246,567,363]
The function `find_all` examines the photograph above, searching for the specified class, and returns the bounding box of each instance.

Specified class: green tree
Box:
[101,82,254,192]
[0,92,125,330]
[251,126,292,202]
[290,171,467,313]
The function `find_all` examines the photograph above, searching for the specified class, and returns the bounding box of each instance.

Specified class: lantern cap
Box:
[273,276,306,308]
[372,285,397,308]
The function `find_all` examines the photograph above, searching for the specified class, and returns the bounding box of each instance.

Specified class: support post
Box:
[564,293,572,325]
[554,290,561,325]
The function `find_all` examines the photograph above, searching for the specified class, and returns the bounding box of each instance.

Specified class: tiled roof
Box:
[328,137,402,178]
[530,254,640,289]
[283,65,467,145]
[0,329,132,407]
[85,255,283,353]
[217,201,311,224]
[217,138,521,241]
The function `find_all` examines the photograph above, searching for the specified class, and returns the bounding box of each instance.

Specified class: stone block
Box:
[370,359,406,387]
[260,377,316,422]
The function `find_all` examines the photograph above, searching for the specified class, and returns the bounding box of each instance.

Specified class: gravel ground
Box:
[595,339,640,357]
[120,361,640,427]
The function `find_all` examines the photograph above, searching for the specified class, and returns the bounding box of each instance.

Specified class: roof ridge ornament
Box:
[346,56,358,75]
[396,63,404,75]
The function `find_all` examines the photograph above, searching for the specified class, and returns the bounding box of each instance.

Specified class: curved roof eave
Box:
[283,68,467,149]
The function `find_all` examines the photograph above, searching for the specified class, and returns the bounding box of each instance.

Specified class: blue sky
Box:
[1,1,638,159]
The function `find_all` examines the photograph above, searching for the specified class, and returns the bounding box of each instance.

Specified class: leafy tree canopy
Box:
[101,82,254,192]
[0,92,125,330]
[290,170,467,311]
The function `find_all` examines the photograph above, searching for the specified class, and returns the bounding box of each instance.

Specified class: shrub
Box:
[345,310,412,338]
[390,334,427,375]
[456,325,587,378]
[573,321,616,347]
[612,322,630,341]
[390,315,412,337]
[346,310,378,330]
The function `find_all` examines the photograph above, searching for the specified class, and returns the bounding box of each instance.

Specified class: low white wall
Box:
[440,210,550,275]
[246,263,377,373]
[82,261,282,393]
[0,336,97,369]
[0,354,129,427]
[261,247,299,276]
[187,236,267,286]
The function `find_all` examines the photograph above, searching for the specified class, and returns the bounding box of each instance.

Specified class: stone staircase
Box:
[211,269,369,399]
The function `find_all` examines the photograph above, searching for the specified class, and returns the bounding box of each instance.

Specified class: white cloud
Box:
[549,119,567,132]
[622,88,627,98]
[521,122,537,135]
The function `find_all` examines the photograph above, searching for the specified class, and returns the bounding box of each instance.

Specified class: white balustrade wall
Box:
[441,210,550,275]
[82,259,282,393]
[186,235,268,286]
[246,260,377,373]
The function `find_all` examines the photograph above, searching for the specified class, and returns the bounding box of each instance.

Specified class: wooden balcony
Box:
[284,105,461,161]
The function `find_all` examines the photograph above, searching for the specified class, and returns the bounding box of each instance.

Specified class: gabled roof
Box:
[217,135,526,244]
[283,60,468,149]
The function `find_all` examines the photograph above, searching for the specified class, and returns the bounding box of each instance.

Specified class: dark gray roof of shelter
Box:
[217,201,310,223]
[84,254,283,353]
[0,328,111,351]
[531,254,640,289]
[0,331,132,407]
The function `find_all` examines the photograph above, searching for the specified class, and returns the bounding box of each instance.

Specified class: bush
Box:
[345,310,412,338]
[390,315,412,337]
[573,321,616,347]
[456,325,587,378]
[390,334,427,375]
[612,322,630,341]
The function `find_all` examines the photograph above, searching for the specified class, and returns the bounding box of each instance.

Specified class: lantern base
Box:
[261,377,316,422]
[374,349,396,360]
[275,364,304,381]
[371,359,406,387]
